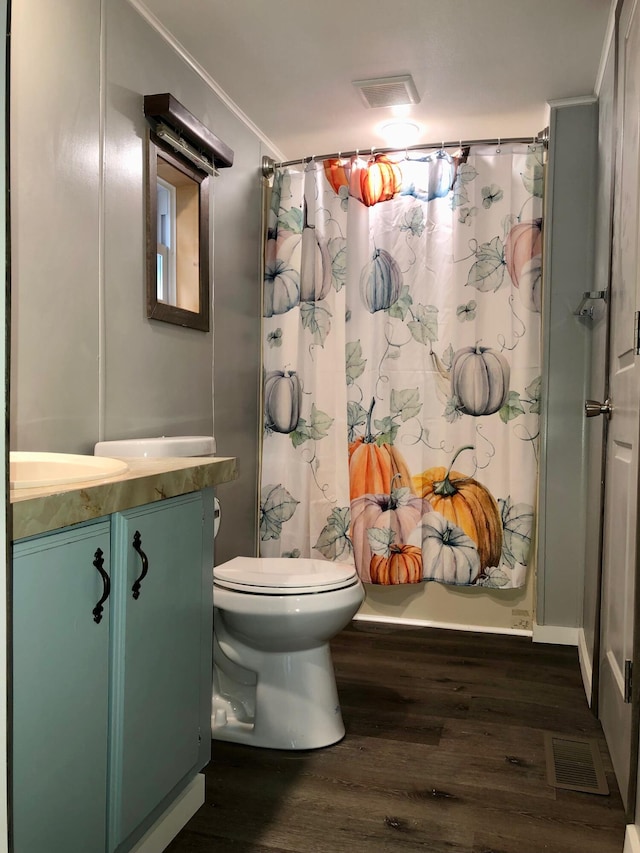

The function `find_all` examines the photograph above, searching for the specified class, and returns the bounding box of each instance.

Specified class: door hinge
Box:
[624,659,633,703]
[635,311,640,355]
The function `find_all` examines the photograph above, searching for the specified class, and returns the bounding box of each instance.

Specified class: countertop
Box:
[10,456,238,541]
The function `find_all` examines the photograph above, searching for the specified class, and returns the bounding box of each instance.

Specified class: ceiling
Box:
[140,0,612,161]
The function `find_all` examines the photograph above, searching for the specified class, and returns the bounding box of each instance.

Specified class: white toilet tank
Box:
[94,435,216,458]
[95,435,220,537]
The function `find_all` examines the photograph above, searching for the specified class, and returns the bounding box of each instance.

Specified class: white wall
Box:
[10,0,264,561]
[11,0,101,451]
[536,98,599,636]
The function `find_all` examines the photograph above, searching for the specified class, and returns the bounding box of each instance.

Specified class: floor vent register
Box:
[544,732,609,795]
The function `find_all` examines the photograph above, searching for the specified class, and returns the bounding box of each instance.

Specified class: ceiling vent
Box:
[352,74,420,109]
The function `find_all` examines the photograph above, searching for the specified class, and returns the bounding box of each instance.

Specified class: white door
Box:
[598,0,640,810]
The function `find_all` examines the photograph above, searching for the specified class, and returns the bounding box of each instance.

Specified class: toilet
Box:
[213,556,363,749]
[95,435,364,750]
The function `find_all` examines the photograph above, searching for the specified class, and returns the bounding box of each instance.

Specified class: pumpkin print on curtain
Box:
[260,144,543,589]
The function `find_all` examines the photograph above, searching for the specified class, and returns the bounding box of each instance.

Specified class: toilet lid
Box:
[213,557,358,594]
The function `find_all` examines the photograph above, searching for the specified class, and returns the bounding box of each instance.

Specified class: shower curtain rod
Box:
[262,132,548,178]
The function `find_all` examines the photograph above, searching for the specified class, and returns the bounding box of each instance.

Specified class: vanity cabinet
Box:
[109,496,210,849]
[12,489,215,853]
[13,520,112,852]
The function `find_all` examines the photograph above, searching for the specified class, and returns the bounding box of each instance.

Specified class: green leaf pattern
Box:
[499,497,534,569]
[346,340,366,385]
[290,404,334,448]
[347,401,368,442]
[390,387,422,421]
[260,484,299,541]
[387,285,413,320]
[408,304,439,345]
[466,236,506,292]
[522,150,544,198]
[314,507,352,560]
[300,302,332,346]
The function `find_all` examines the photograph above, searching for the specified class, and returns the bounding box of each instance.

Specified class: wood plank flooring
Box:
[166,622,627,853]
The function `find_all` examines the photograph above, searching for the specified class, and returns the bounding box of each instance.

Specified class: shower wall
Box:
[359,100,599,637]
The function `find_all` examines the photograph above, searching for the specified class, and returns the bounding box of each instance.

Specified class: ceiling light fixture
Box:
[380,120,421,147]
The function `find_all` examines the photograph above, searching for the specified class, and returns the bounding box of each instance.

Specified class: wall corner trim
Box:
[125,0,286,161]
[624,824,640,853]
[595,0,619,96]
[532,623,579,646]
[578,627,594,704]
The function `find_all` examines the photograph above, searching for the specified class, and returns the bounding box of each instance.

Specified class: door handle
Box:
[585,399,613,418]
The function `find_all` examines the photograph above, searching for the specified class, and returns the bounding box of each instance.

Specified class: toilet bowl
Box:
[212,557,364,750]
[94,435,364,751]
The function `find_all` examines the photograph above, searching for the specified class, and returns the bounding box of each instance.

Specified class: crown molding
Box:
[594,0,619,96]
[547,95,598,109]
[126,0,286,161]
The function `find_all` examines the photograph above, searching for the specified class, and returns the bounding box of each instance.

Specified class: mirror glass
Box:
[146,133,210,331]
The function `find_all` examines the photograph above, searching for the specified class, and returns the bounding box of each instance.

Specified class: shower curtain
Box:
[260,144,542,588]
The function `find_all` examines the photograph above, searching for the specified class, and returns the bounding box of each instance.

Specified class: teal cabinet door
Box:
[108,493,206,850]
[12,520,111,853]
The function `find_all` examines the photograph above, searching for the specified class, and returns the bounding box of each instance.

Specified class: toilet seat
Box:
[214,556,358,595]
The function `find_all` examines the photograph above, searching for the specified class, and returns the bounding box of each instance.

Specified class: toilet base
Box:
[211,643,346,750]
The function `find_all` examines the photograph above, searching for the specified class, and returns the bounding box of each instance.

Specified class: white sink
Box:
[10,451,129,489]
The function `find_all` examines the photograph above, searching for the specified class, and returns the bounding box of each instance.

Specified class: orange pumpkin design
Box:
[351,490,428,583]
[350,154,401,207]
[348,398,413,500]
[504,219,543,287]
[413,445,503,571]
[504,218,543,312]
[370,545,423,585]
[349,439,413,501]
[323,158,351,195]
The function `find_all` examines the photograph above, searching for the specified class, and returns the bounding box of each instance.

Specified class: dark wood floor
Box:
[166,622,627,853]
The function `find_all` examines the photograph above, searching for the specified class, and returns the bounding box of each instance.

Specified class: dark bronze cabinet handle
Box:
[131,530,149,600]
[92,548,110,624]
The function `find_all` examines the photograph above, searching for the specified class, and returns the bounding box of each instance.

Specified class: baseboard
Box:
[532,623,579,646]
[130,774,205,853]
[577,627,593,706]
[353,613,532,638]
[624,824,640,853]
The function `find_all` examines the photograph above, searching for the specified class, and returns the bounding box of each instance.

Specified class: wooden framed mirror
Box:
[146,133,211,330]
[144,93,233,332]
